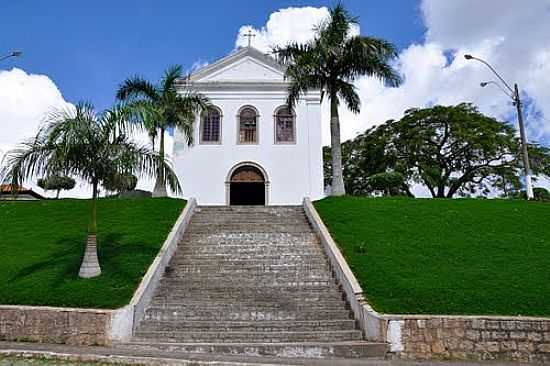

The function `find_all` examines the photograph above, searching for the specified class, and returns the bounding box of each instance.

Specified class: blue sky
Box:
[0,1,424,111]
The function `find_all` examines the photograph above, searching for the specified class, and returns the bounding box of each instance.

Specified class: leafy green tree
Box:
[1,103,180,278]
[117,65,208,197]
[37,175,76,199]
[274,3,400,196]
[382,103,549,198]
[323,123,411,196]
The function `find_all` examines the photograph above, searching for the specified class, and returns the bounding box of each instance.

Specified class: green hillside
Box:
[315,196,550,317]
[0,198,185,309]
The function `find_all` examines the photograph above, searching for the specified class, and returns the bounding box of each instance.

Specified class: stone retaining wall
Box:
[0,305,111,345]
[386,316,550,363]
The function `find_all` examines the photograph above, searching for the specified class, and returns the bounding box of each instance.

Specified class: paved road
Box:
[0,342,529,366]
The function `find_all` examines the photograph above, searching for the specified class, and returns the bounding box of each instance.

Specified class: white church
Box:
[173,46,324,205]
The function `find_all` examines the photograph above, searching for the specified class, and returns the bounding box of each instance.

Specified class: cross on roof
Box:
[244,30,256,47]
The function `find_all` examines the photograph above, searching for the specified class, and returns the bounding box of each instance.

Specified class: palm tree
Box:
[0,103,181,278]
[274,4,401,195]
[116,65,208,197]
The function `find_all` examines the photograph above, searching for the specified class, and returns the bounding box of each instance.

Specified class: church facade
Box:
[173,47,324,205]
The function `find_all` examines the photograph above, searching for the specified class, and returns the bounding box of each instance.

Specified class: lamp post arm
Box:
[483,81,515,100]
[471,56,515,95]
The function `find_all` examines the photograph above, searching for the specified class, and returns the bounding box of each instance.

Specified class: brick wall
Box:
[387,316,550,363]
[0,305,112,346]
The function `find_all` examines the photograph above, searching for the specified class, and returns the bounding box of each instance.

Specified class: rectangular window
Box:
[201,108,221,143]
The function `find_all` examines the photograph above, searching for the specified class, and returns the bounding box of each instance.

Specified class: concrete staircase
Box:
[126,206,387,359]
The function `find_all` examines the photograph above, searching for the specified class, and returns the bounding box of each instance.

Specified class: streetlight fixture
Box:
[464,54,534,199]
[0,51,22,62]
[480,81,514,99]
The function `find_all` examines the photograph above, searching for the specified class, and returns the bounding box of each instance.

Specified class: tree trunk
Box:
[79,181,101,278]
[153,128,168,197]
[329,97,346,196]
[56,189,60,199]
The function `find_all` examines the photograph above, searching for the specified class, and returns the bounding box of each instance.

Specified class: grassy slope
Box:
[0,198,185,309]
[314,196,550,317]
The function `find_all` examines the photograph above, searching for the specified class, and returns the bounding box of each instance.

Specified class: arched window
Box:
[238,106,258,144]
[200,107,221,143]
[274,106,295,143]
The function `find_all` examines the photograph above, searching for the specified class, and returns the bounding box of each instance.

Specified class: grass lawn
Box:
[0,198,185,309]
[314,196,550,317]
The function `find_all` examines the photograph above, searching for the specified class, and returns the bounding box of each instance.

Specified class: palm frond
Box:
[161,65,184,94]
[116,77,159,102]
[341,36,401,86]
[336,80,360,114]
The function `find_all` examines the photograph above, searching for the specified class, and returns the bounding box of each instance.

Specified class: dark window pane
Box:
[202,108,220,142]
[276,108,294,142]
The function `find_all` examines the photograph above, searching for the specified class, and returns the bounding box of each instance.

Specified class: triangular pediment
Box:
[189,47,286,83]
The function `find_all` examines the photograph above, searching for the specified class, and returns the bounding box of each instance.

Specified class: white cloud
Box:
[235,7,359,52]
[0,68,82,198]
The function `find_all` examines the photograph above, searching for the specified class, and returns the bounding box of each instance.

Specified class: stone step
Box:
[181,232,319,241]
[191,215,308,223]
[180,241,321,247]
[169,260,329,268]
[187,228,313,234]
[155,284,341,295]
[163,270,332,279]
[162,264,331,274]
[177,244,324,253]
[171,252,327,260]
[175,250,324,257]
[143,308,353,321]
[196,206,303,212]
[133,330,363,343]
[148,299,348,309]
[145,301,348,311]
[188,222,311,228]
[156,279,338,289]
[121,341,388,359]
[138,319,357,332]
[162,276,335,283]
[153,291,344,302]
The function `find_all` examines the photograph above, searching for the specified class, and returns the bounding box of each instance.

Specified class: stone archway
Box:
[226,162,269,205]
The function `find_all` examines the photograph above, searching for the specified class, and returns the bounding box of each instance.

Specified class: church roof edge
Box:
[183,46,286,83]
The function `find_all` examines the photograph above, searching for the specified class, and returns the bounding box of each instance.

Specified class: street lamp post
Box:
[465,54,534,199]
[0,51,22,62]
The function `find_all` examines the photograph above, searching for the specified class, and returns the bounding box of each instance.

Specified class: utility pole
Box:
[514,83,534,199]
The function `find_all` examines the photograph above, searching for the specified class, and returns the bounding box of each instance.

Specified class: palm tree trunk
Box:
[79,181,101,278]
[329,97,346,196]
[153,127,168,197]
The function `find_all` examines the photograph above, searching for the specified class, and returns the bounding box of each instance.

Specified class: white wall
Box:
[174,90,324,205]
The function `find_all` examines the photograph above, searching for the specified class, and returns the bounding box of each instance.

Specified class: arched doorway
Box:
[226,163,268,205]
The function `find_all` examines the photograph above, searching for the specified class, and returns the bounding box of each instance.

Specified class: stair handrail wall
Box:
[303,197,387,342]
[125,198,197,338]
